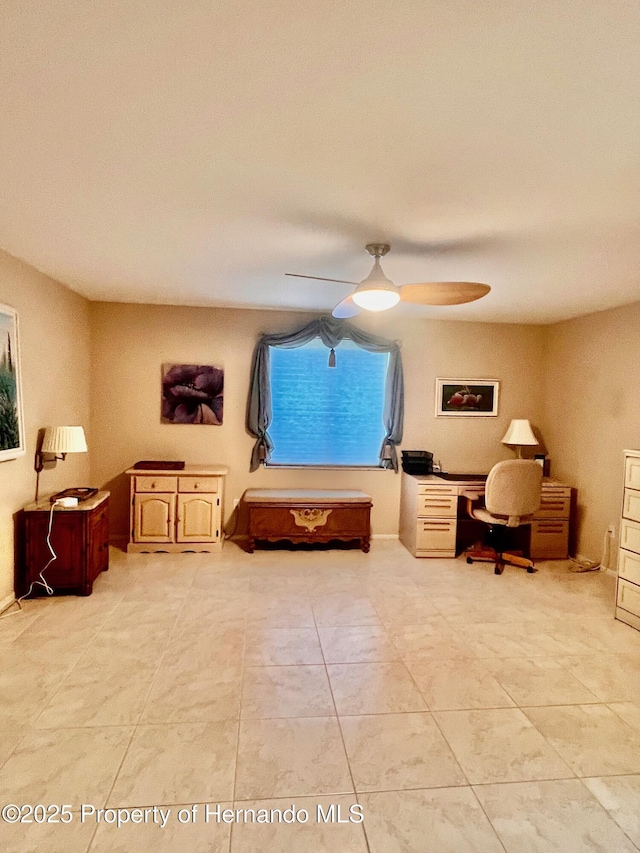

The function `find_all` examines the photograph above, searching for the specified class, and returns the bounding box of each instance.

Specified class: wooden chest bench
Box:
[243,489,372,553]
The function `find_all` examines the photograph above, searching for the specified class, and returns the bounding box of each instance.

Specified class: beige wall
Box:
[0,251,90,607]
[1,249,634,591]
[542,301,640,560]
[89,302,546,542]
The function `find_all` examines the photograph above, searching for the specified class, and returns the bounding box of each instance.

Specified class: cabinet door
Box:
[617,578,640,618]
[623,489,640,523]
[24,512,85,592]
[530,520,569,559]
[89,501,110,576]
[620,518,640,554]
[415,518,456,553]
[176,494,219,542]
[134,494,175,542]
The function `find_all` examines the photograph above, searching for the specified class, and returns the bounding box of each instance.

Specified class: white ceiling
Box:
[1,1,639,324]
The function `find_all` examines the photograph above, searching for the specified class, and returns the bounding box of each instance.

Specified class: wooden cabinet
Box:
[244,489,372,553]
[616,450,640,630]
[21,492,110,596]
[126,466,227,553]
[400,473,573,559]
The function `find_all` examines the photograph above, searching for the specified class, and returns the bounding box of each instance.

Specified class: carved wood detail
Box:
[289,507,332,531]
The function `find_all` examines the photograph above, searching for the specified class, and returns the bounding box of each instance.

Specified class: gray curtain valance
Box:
[247,315,404,471]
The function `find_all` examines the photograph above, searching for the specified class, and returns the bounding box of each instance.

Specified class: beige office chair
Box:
[465,459,543,575]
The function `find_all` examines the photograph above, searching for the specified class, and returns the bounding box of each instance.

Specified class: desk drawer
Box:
[178,476,219,494]
[417,494,458,517]
[535,494,571,519]
[417,484,458,497]
[617,578,640,618]
[530,520,569,559]
[415,518,456,551]
[619,549,640,585]
[135,476,177,493]
[620,518,640,554]
[623,489,640,524]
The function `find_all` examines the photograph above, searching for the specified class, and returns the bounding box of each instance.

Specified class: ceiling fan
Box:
[286,243,491,318]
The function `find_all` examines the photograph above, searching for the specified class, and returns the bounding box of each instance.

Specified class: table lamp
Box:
[34,426,88,500]
[501,419,538,458]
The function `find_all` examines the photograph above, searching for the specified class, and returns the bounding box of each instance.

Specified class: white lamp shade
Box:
[351,256,402,312]
[352,286,401,311]
[41,426,88,454]
[501,419,538,447]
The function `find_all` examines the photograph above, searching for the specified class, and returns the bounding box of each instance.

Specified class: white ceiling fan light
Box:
[351,244,401,311]
[285,242,491,317]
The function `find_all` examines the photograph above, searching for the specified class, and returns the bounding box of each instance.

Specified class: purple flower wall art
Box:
[162,364,224,424]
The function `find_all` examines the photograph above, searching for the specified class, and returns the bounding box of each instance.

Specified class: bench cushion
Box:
[243,489,371,504]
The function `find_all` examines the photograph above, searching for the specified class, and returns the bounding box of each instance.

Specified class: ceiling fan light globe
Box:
[352,288,401,311]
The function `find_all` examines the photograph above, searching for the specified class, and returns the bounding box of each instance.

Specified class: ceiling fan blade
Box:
[286,273,359,286]
[332,295,361,319]
[400,282,491,306]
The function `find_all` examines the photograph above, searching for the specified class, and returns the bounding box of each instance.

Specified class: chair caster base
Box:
[527,566,535,573]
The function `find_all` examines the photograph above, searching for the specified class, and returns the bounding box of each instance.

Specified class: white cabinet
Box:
[616,450,640,630]
[126,466,228,553]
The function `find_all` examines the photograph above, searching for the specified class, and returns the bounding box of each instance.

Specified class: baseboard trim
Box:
[0,592,17,616]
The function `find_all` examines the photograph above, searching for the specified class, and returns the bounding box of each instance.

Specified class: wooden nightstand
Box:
[21,492,110,596]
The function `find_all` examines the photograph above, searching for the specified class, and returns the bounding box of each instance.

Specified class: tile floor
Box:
[1,540,640,851]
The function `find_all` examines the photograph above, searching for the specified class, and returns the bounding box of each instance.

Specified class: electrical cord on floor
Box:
[0,501,59,621]
[568,528,611,573]
[223,504,240,541]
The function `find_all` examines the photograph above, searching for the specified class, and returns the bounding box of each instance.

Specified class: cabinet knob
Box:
[194,483,199,489]
[151,483,156,489]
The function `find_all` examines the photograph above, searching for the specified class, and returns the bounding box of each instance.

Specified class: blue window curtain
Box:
[247,315,404,472]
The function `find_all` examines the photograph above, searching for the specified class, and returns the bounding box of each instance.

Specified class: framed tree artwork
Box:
[0,303,25,461]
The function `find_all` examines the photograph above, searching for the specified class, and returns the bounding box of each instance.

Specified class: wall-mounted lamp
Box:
[34,426,88,500]
[501,419,538,459]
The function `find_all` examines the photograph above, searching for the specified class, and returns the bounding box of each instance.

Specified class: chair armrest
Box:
[461,490,484,517]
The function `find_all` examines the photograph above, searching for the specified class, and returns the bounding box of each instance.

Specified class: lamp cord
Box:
[568,527,611,573]
[0,502,58,620]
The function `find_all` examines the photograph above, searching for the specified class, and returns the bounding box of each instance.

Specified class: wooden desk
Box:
[399,473,572,559]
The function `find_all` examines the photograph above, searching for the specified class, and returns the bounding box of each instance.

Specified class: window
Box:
[247,316,403,472]
[267,338,389,467]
